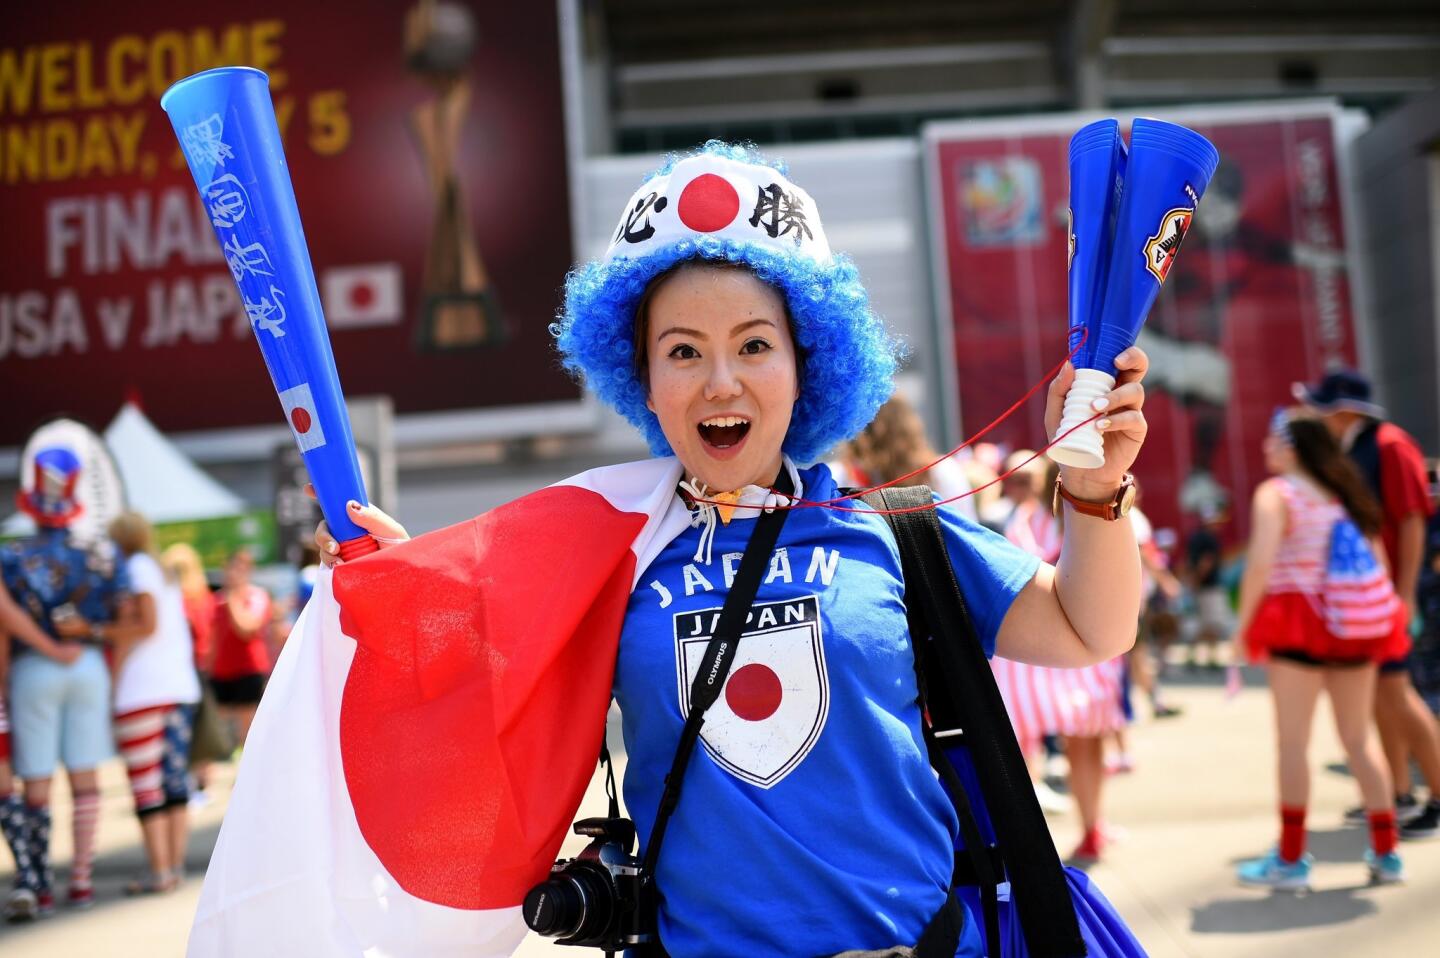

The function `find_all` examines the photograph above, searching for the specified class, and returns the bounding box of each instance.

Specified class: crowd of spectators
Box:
[0,448,280,921]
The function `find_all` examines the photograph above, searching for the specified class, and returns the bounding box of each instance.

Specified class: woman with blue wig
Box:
[321,141,1153,957]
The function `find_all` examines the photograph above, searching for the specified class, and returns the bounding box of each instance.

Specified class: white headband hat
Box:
[603,154,832,265]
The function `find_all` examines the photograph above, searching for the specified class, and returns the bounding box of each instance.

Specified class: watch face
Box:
[1119,482,1138,516]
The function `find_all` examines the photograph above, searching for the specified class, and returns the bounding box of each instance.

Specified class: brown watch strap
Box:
[1053,474,1134,521]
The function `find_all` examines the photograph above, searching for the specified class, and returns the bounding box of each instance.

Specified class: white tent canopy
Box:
[3,402,247,536]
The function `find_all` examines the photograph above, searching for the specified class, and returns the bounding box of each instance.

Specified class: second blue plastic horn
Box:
[1050,117,1220,470]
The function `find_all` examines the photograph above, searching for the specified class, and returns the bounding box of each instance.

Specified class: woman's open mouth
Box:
[698,416,751,452]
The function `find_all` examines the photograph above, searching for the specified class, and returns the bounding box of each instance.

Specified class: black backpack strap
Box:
[928,729,1003,955]
[864,487,1002,954]
[642,470,794,878]
[864,485,1086,958]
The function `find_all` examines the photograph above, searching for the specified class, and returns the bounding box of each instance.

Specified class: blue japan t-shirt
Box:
[613,465,1039,957]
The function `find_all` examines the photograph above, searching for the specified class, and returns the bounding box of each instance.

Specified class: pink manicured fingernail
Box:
[347,500,362,511]
[1092,398,1110,412]
[1097,418,1112,430]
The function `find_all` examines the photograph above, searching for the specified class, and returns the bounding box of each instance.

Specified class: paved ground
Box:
[4,666,1439,956]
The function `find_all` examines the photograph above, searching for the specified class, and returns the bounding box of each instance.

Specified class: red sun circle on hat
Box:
[725,662,783,722]
[677,174,740,233]
[291,407,312,434]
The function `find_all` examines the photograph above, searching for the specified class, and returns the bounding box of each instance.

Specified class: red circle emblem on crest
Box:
[726,663,783,721]
[677,174,740,233]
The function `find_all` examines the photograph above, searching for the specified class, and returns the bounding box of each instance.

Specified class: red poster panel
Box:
[0,2,577,446]
[926,108,1359,541]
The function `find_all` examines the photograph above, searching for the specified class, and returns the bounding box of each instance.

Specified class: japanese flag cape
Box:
[188,458,691,957]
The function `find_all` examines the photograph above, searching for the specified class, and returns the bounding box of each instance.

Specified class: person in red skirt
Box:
[208,550,273,749]
[1294,369,1440,836]
[1235,409,1409,889]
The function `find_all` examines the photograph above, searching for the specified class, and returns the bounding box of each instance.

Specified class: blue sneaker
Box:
[1364,849,1404,885]
[1237,849,1312,890]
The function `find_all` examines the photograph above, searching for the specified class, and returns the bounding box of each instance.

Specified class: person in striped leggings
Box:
[105,514,203,895]
[112,706,194,892]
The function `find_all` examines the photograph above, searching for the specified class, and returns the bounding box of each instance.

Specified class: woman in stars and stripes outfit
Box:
[1235,408,1410,890]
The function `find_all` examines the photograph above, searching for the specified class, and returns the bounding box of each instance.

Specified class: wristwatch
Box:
[1053,473,1136,521]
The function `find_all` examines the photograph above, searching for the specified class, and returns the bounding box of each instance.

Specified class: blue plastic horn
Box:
[1065,119,1127,371]
[162,67,376,559]
[1050,118,1219,470]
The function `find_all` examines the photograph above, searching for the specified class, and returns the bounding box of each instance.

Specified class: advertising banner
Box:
[153,509,276,567]
[0,1,577,447]
[926,105,1360,539]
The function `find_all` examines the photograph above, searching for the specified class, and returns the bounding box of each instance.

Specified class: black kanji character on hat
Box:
[615,192,669,245]
[749,183,812,246]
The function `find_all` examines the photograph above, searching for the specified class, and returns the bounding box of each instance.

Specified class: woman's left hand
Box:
[1045,346,1149,498]
[305,484,409,567]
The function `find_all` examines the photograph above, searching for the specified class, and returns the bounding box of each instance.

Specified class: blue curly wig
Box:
[551,141,900,464]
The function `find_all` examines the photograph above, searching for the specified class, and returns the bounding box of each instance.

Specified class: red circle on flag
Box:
[349,282,376,309]
[291,407,312,434]
[725,663,783,721]
[677,174,740,233]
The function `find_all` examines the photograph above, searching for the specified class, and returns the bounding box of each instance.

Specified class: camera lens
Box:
[523,878,583,936]
[522,865,614,939]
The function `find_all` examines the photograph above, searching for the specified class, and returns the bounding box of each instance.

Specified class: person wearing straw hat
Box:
[288,141,1154,957]
[1295,369,1440,839]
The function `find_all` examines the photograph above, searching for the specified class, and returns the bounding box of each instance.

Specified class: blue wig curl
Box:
[551,142,900,464]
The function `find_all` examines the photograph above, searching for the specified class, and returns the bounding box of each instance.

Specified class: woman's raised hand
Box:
[306,483,410,566]
[1045,346,1150,498]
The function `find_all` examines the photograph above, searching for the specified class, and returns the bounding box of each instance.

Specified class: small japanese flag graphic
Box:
[277,382,327,452]
[322,263,403,329]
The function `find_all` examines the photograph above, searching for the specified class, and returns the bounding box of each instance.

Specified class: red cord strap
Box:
[690,328,1103,517]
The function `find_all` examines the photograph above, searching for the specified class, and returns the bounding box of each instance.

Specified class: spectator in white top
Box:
[104,513,203,894]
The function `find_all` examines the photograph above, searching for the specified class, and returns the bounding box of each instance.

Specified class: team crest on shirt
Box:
[675,596,829,789]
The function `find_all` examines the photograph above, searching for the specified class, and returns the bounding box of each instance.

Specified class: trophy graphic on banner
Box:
[405,0,505,350]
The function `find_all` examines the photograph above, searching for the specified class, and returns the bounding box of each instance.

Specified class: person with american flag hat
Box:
[1,445,130,920]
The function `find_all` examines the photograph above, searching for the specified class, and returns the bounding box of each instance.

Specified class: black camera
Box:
[522,816,654,952]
